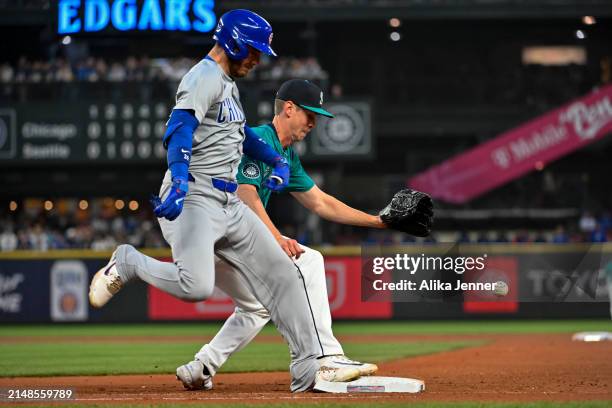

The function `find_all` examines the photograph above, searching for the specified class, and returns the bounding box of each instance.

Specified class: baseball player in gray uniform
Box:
[88,9,360,392]
[175,79,381,391]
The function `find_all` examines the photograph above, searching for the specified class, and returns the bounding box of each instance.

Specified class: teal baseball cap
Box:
[276,79,334,118]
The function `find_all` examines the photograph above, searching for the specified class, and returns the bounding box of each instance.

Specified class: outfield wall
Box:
[0,244,610,322]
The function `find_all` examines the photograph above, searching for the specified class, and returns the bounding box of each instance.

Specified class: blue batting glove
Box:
[264,156,290,192]
[153,177,188,221]
[149,194,162,209]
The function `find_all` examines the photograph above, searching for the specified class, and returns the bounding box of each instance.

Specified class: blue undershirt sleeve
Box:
[164,109,199,181]
[242,125,282,166]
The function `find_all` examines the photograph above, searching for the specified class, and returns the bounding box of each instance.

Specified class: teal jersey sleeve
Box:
[237,154,265,188]
[237,124,314,207]
[286,148,315,193]
[237,125,275,206]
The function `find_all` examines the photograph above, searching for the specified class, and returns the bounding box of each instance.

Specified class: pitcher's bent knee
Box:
[236,306,270,320]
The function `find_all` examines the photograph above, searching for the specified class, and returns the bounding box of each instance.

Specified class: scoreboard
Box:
[84,102,168,161]
[0,101,169,164]
[0,84,373,165]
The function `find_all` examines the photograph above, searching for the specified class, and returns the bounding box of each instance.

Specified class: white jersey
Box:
[174,57,246,180]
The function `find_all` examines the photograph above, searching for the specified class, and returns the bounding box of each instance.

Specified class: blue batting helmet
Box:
[213,9,277,61]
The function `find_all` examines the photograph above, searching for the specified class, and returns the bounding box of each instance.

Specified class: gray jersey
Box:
[174,57,246,180]
[97,56,324,392]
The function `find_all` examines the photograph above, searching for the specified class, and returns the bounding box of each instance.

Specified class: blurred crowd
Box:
[0,206,166,251]
[361,211,612,245]
[0,55,328,83]
[1,205,611,251]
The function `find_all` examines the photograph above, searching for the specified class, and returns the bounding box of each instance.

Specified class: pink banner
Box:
[408,85,612,203]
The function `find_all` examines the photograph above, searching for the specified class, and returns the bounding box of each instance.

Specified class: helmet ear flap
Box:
[228,36,248,60]
[217,28,247,60]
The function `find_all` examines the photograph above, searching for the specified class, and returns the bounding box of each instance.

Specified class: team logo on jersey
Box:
[242,163,261,179]
[217,97,245,124]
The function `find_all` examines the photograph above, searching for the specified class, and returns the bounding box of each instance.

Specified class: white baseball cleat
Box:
[315,365,361,384]
[318,355,378,376]
[89,250,123,308]
[176,360,213,390]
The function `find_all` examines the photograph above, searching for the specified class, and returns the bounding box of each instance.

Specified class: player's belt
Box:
[186,173,238,193]
[211,178,238,193]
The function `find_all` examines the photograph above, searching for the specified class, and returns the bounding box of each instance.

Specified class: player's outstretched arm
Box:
[237,184,305,259]
[291,186,386,229]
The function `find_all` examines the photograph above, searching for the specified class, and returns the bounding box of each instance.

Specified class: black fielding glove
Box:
[379,189,434,237]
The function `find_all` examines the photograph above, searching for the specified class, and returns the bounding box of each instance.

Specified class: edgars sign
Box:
[57,0,217,34]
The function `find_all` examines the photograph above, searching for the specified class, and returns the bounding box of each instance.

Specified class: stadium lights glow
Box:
[44,200,54,211]
[129,200,139,211]
[9,201,17,211]
[61,35,72,45]
[79,200,89,210]
[582,16,596,25]
[115,199,125,210]
[575,30,586,39]
[389,18,401,28]
[390,32,401,42]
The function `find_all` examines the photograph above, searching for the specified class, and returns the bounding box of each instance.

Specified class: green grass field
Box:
[0,340,481,377]
[1,320,610,407]
[0,320,609,377]
[1,319,609,337]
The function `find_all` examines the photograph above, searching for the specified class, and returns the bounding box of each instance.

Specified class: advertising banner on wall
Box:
[1,245,609,322]
[364,243,611,318]
[50,260,89,322]
[148,256,393,320]
[0,257,148,322]
[0,261,51,322]
[56,0,217,35]
[462,256,519,314]
[408,85,612,203]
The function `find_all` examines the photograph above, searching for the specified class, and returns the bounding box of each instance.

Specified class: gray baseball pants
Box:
[195,245,344,376]
[114,172,321,391]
